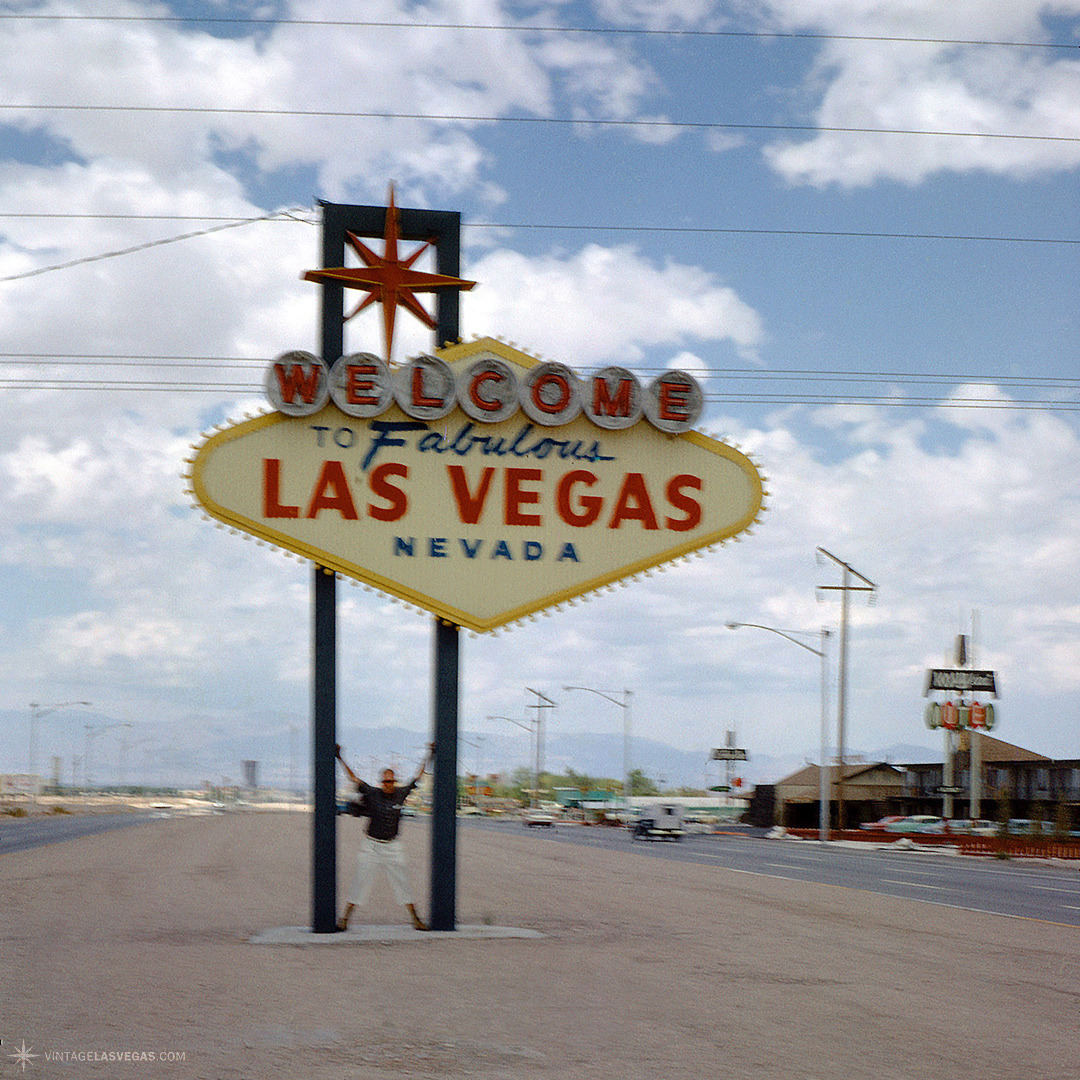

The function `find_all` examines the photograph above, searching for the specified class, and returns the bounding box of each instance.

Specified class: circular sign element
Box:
[394,353,458,420]
[521,361,583,427]
[329,353,393,418]
[584,366,644,430]
[643,370,704,434]
[457,357,521,423]
[925,702,941,730]
[264,351,329,416]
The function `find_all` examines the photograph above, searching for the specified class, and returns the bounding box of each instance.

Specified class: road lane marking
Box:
[881,879,948,890]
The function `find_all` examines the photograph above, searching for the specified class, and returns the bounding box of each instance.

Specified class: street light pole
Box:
[459,734,485,812]
[562,686,633,810]
[488,714,539,807]
[727,623,831,841]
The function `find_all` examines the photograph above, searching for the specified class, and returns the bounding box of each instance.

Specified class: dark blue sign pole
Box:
[311,202,345,934]
[428,210,461,932]
[310,200,462,933]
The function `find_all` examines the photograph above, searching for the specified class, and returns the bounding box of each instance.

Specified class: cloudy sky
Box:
[1,0,1077,789]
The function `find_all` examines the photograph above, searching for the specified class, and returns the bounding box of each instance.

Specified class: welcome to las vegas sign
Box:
[188,337,766,633]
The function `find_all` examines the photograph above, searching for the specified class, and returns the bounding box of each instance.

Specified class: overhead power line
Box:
[3,103,1076,142]
[1,211,1077,286]
[0,210,310,284]
[2,354,1078,392]
[0,211,1076,245]
[0,380,1074,410]
[2,358,1076,411]
[0,12,1077,51]
[468,222,1080,244]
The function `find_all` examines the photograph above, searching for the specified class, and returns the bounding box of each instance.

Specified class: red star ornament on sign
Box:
[302,185,476,362]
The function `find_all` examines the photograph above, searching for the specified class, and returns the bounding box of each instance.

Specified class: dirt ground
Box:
[3,810,1078,1080]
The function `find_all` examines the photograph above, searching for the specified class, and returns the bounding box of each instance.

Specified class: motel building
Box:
[753,733,1080,832]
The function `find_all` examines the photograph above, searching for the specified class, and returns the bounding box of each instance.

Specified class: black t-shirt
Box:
[357,779,417,841]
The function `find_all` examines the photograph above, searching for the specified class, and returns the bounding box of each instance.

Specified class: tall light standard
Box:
[460,735,485,812]
[726,623,831,842]
[562,686,633,810]
[488,714,540,807]
[28,701,91,794]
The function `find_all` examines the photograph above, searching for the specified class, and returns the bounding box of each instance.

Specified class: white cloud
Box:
[752,0,1080,185]
[0,0,673,205]
[536,35,668,130]
[766,49,1080,186]
[466,243,766,364]
[592,0,728,31]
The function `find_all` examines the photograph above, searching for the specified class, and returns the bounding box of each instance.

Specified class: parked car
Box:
[939,818,997,835]
[884,815,945,833]
[859,815,906,831]
[1006,818,1062,836]
[523,809,556,827]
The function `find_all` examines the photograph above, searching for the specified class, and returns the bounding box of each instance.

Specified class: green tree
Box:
[629,768,659,796]
[564,767,596,794]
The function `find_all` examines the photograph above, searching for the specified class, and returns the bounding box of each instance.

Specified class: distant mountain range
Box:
[329,727,941,792]
[1,707,941,792]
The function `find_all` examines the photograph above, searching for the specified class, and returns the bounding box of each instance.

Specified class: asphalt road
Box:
[470,818,1080,927]
[6,811,1080,927]
[0,810,166,854]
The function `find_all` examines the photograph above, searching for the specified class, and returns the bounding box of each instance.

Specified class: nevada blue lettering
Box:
[392,537,580,564]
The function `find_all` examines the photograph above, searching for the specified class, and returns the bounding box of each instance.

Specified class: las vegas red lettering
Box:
[263,460,703,531]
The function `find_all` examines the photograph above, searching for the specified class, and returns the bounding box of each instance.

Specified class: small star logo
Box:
[8,1040,38,1071]
[303,184,476,362]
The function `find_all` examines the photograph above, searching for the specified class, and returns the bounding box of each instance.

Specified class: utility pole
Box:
[968,613,982,819]
[816,548,876,831]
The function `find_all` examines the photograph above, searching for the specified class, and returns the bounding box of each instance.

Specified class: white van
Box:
[632,803,685,841]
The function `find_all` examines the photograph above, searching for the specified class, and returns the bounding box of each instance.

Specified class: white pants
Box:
[347,834,414,907]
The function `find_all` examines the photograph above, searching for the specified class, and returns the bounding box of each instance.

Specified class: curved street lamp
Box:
[488,714,540,808]
[562,686,633,810]
[726,622,831,842]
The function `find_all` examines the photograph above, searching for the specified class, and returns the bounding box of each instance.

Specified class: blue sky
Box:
[0,0,1078,789]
